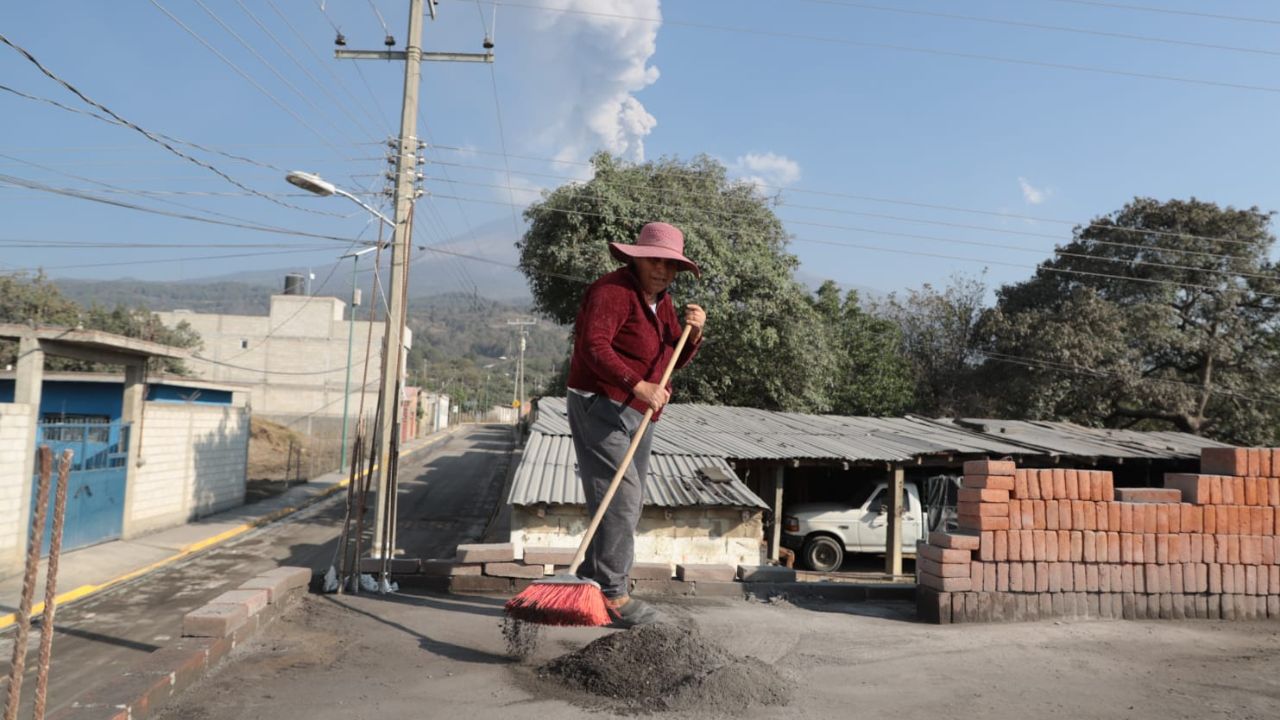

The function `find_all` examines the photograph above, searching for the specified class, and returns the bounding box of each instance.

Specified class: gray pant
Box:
[567,391,654,598]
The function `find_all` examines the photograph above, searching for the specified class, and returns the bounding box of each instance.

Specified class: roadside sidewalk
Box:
[0,424,463,630]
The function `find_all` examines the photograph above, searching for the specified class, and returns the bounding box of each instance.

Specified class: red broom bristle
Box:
[504,580,611,627]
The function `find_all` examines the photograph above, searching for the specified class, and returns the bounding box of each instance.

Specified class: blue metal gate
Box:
[32,420,129,552]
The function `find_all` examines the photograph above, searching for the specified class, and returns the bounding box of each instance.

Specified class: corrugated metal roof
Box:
[508,433,768,509]
[933,418,1231,459]
[530,398,1228,462]
[530,398,1030,462]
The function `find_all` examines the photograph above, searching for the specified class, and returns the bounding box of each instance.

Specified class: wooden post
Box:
[770,465,785,562]
[885,465,904,577]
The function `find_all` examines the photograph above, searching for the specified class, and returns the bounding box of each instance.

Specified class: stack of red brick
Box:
[917,448,1280,623]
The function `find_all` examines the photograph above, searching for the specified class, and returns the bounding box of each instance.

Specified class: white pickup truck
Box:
[781,481,927,572]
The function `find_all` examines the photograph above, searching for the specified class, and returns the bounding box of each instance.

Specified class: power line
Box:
[147,0,343,152]
[426,171,1265,265]
[797,0,1280,58]
[233,0,382,142]
[977,350,1279,405]
[0,32,336,215]
[427,177,1279,283]
[1042,0,1280,27]
[424,148,1269,251]
[0,151,357,229]
[428,191,1280,298]
[0,173,369,245]
[0,84,295,172]
[497,1,1280,95]
[270,0,391,134]
[7,246,341,273]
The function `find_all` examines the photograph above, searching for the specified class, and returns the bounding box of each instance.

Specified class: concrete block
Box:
[455,542,516,563]
[690,581,746,598]
[417,559,477,577]
[523,547,578,566]
[230,612,264,650]
[208,588,270,617]
[127,645,209,694]
[183,603,248,638]
[259,566,312,591]
[358,557,422,574]
[238,575,291,603]
[484,562,546,579]
[74,669,175,719]
[630,578,695,596]
[676,564,736,582]
[631,562,674,580]
[449,574,515,594]
[737,565,797,583]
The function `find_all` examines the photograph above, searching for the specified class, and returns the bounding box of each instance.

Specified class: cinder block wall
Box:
[512,505,765,568]
[918,450,1280,623]
[0,404,33,571]
[127,403,249,536]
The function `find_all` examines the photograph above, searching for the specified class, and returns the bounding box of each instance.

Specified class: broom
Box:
[505,324,693,627]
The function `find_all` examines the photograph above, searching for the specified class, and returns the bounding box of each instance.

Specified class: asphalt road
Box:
[0,424,513,718]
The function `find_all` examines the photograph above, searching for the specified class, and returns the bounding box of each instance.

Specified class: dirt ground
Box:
[156,589,1280,720]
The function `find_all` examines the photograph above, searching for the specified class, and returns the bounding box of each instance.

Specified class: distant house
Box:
[154,278,412,441]
[508,398,1230,572]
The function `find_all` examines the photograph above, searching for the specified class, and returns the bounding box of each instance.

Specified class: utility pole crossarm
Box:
[335,50,494,63]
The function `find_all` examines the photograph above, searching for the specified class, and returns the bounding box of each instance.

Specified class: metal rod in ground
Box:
[4,446,53,720]
[33,449,72,720]
[343,422,368,592]
[332,419,363,594]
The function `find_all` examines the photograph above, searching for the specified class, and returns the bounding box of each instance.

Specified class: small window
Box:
[240,339,249,349]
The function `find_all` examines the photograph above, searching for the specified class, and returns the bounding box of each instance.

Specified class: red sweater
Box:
[566,266,701,420]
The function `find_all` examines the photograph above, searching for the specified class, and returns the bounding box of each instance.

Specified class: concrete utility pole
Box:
[338,0,493,559]
[507,318,536,423]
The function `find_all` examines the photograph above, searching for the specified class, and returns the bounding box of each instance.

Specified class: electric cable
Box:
[0,32,343,215]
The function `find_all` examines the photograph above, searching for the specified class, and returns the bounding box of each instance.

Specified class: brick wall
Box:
[918,451,1280,623]
[0,404,33,570]
[127,403,248,536]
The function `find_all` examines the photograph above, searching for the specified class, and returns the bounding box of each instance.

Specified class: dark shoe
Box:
[606,596,661,629]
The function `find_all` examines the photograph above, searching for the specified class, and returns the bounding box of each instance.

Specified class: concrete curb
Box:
[49,566,312,720]
[0,426,461,633]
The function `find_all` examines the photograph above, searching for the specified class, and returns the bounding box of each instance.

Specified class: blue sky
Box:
[2,1,1278,302]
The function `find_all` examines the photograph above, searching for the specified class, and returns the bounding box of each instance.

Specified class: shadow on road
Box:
[319,594,512,665]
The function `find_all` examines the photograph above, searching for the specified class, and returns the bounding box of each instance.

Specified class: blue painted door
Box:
[31,420,129,552]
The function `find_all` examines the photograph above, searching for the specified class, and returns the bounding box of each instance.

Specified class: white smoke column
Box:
[521,0,662,163]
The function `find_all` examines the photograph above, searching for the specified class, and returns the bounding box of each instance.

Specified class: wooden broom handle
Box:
[568,324,694,575]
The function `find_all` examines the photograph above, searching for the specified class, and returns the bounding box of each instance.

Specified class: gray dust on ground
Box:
[528,622,791,715]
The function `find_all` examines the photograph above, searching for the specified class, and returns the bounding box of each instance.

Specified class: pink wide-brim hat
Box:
[608,222,701,277]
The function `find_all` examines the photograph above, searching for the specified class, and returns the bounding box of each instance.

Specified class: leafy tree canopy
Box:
[0,272,200,374]
[980,197,1280,444]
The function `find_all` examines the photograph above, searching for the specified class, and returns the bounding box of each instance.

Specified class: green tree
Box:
[980,198,1280,444]
[810,281,914,415]
[0,272,201,374]
[875,273,989,416]
[517,153,831,411]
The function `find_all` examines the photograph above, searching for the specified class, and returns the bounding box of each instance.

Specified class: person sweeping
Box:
[506,222,706,628]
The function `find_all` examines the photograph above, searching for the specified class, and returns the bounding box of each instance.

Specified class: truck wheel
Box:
[803,535,844,573]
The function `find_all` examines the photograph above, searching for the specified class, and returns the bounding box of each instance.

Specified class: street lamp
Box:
[336,246,377,472]
[285,171,393,474]
[287,170,394,229]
